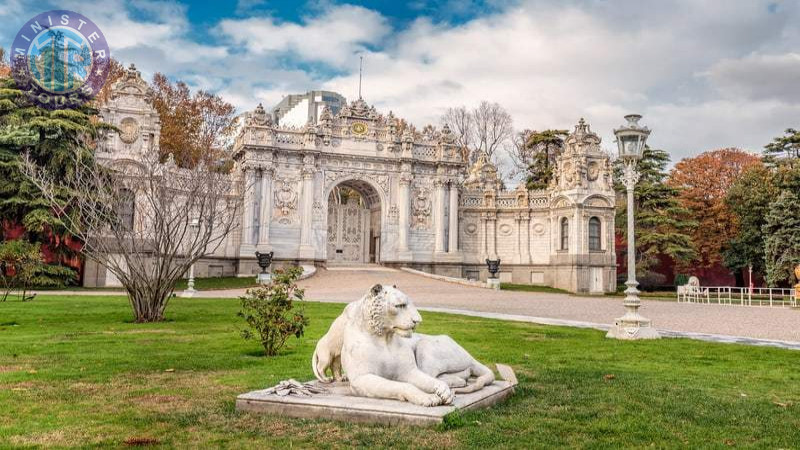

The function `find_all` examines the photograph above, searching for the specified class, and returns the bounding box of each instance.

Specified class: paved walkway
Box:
[36,267,800,347]
[288,267,800,344]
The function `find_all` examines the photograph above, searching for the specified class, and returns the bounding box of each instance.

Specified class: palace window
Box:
[118,189,135,231]
[560,218,569,250]
[589,217,602,251]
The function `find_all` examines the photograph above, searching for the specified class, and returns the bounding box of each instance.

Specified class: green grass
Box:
[37,276,260,292]
[499,283,571,294]
[603,291,678,301]
[1,296,798,448]
[173,276,259,291]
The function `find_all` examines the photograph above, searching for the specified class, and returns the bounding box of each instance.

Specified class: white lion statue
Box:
[312,284,495,406]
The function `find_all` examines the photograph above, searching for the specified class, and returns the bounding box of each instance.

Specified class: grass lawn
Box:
[500,283,571,294]
[172,276,259,291]
[1,296,798,448]
[38,276,260,292]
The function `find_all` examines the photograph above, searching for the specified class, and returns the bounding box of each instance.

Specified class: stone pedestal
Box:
[487,278,501,290]
[236,376,516,426]
[257,273,272,285]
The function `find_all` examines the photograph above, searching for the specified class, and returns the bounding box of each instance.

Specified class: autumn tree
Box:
[668,148,761,271]
[0,48,9,77]
[615,147,695,286]
[441,101,513,165]
[93,58,126,106]
[150,73,237,168]
[722,164,777,279]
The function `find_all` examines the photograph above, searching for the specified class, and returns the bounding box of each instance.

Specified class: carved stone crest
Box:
[273,179,298,224]
[119,117,139,144]
[411,187,432,230]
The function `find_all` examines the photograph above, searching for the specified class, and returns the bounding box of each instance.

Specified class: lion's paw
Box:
[408,392,443,407]
[433,383,454,405]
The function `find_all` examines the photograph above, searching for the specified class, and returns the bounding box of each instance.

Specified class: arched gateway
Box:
[93,65,618,293]
[325,179,383,264]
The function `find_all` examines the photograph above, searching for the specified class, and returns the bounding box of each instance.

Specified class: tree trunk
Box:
[734,269,745,288]
[128,289,172,323]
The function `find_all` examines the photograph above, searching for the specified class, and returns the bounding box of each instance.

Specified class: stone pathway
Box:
[288,267,800,347]
[35,267,800,348]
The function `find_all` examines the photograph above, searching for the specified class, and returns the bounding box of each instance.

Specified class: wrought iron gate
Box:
[327,199,367,263]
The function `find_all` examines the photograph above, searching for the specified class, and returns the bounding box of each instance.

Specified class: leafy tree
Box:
[668,148,760,269]
[763,187,800,287]
[522,129,568,189]
[722,164,777,278]
[0,240,44,301]
[238,267,309,356]
[764,128,800,168]
[615,147,696,282]
[0,71,107,286]
[150,73,237,168]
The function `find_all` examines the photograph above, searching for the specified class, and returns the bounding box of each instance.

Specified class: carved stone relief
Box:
[273,178,299,225]
[498,222,514,237]
[411,186,432,230]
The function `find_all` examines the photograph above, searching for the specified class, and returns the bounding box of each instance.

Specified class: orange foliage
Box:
[93,58,126,106]
[151,73,237,167]
[668,148,761,269]
[0,47,10,78]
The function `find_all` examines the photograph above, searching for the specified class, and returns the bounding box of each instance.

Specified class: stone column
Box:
[485,212,497,259]
[434,179,446,253]
[298,165,315,259]
[448,182,459,253]
[518,212,531,264]
[398,174,412,259]
[258,166,273,247]
[242,167,256,246]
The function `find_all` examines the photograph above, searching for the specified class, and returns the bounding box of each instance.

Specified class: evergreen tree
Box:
[0,73,107,286]
[722,164,776,278]
[763,185,800,287]
[524,129,567,189]
[614,147,696,283]
[764,127,800,168]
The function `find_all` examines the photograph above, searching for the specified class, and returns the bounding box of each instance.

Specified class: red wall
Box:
[2,220,84,281]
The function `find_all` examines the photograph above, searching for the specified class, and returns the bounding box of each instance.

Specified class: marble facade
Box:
[86,65,616,293]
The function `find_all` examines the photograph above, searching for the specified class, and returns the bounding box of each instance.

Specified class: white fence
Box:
[677,286,797,308]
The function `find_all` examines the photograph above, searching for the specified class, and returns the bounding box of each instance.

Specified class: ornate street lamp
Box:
[181,217,201,298]
[607,114,660,340]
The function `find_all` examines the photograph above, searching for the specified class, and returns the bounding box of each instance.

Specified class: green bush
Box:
[0,240,44,301]
[237,267,309,356]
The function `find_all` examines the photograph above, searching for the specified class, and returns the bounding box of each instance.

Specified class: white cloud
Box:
[217,4,390,68]
[704,53,800,103]
[3,0,799,165]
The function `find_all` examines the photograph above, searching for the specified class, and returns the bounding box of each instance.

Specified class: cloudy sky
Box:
[2,0,799,163]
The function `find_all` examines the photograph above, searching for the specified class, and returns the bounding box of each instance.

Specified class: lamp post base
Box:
[180,288,197,298]
[606,312,660,340]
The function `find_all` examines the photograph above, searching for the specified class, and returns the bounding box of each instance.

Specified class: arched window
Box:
[589,217,602,251]
[118,189,135,231]
[560,218,569,250]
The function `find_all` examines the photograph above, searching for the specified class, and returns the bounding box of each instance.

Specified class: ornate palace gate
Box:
[326,197,369,263]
